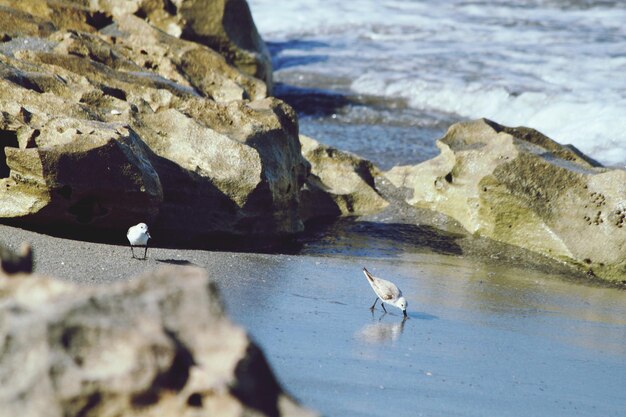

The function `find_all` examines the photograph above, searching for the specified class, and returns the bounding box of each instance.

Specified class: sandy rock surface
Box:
[386,119,626,281]
[0,0,307,242]
[299,135,388,222]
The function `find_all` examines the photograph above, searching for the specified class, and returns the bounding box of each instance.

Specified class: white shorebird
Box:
[127,223,151,260]
[363,267,408,318]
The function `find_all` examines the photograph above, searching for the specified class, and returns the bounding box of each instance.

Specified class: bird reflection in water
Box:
[356,312,407,344]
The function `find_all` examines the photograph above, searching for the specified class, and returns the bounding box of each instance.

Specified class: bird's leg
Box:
[381,303,387,313]
[130,245,136,259]
[370,298,379,310]
[143,243,148,260]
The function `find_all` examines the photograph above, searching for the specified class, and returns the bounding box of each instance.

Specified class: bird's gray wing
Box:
[373,278,400,300]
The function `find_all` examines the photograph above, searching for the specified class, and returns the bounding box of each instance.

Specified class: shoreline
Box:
[3,224,626,417]
[1,217,621,290]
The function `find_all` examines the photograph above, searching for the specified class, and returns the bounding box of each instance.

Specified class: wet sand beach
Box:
[2,223,625,417]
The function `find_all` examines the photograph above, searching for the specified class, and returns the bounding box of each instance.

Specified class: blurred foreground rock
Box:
[0,242,33,274]
[0,265,316,417]
[386,119,626,282]
[0,0,307,242]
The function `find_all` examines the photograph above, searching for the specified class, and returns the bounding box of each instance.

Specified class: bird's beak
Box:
[147,232,151,239]
[403,310,408,318]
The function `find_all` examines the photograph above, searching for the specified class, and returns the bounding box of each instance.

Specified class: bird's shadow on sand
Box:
[156,259,198,266]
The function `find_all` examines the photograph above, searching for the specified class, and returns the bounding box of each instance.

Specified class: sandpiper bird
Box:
[127,223,151,260]
[363,267,408,318]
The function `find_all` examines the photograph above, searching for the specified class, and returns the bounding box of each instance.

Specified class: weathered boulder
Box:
[386,119,626,281]
[137,98,307,240]
[298,135,388,222]
[0,1,307,241]
[0,1,267,102]
[64,0,274,90]
[0,265,317,417]
[101,14,268,101]
[0,103,163,227]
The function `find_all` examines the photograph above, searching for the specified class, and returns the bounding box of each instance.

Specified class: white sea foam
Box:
[249,0,626,167]
[352,74,626,166]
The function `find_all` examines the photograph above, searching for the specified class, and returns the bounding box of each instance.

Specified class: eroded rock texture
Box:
[0,265,317,417]
[299,135,388,222]
[386,119,626,281]
[0,0,306,241]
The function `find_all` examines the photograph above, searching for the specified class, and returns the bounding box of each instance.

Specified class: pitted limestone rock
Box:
[386,119,626,282]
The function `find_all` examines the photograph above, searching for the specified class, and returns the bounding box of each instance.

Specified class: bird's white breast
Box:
[127,227,149,246]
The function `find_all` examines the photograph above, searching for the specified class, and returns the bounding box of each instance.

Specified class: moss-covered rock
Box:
[386,119,626,282]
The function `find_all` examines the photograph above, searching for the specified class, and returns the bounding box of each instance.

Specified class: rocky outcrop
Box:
[141,98,307,240]
[0,1,307,241]
[0,113,163,228]
[0,265,316,417]
[0,0,272,89]
[386,119,626,281]
[298,135,388,222]
[103,14,268,102]
[70,0,273,90]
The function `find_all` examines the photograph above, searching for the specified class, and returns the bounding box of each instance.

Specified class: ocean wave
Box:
[352,73,626,167]
[250,0,626,167]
